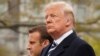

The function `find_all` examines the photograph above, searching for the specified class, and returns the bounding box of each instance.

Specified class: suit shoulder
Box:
[72,37,90,47]
[72,37,95,56]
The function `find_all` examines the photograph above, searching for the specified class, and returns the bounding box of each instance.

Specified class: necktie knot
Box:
[51,42,57,48]
[47,42,57,56]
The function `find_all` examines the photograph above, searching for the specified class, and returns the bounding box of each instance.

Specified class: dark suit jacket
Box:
[40,31,95,56]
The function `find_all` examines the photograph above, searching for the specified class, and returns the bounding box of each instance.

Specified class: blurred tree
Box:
[0,0,20,27]
[0,45,11,56]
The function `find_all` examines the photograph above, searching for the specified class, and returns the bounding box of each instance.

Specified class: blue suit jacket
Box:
[40,31,95,56]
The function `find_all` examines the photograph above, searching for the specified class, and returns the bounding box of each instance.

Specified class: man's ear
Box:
[65,14,72,26]
[42,40,49,48]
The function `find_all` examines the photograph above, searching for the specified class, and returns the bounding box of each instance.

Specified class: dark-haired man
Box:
[27,25,53,56]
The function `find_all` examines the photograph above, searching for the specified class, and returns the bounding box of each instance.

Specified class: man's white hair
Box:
[44,1,74,15]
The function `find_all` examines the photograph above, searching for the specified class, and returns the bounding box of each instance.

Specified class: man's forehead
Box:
[28,36,41,43]
[29,32,41,40]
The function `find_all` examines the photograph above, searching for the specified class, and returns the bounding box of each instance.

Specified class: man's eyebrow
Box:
[29,41,35,44]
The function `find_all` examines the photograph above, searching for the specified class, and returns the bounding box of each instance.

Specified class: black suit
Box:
[41,31,95,56]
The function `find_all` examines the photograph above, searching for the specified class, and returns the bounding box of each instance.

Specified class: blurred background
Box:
[0,0,100,56]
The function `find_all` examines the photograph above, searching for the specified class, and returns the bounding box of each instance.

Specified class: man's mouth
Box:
[47,25,53,29]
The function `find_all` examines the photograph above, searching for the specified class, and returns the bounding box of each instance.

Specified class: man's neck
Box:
[51,29,73,40]
[54,30,73,45]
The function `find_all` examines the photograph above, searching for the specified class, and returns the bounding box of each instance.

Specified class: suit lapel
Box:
[50,31,77,56]
[50,44,65,56]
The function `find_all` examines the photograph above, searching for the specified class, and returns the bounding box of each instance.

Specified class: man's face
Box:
[27,31,44,56]
[45,6,68,34]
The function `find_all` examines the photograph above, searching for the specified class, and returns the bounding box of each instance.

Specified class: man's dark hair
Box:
[29,25,53,43]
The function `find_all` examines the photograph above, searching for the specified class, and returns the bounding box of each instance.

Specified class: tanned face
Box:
[27,31,45,56]
[45,5,72,39]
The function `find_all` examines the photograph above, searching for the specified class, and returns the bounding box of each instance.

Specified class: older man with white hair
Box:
[40,1,95,56]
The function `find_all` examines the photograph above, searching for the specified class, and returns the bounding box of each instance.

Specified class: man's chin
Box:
[31,53,35,56]
[47,29,55,34]
[29,52,34,56]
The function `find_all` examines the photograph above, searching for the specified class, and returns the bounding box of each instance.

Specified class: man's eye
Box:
[50,14,56,17]
[45,14,57,19]
[30,41,35,44]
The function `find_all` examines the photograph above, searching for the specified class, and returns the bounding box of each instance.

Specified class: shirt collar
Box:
[54,30,73,45]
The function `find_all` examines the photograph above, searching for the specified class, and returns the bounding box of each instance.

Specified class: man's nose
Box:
[27,47,31,51]
[46,16,52,23]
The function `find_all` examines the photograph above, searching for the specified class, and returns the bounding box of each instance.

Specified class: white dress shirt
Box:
[54,30,73,45]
